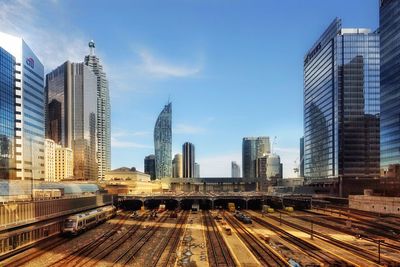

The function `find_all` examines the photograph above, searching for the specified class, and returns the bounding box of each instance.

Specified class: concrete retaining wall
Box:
[349,195,400,215]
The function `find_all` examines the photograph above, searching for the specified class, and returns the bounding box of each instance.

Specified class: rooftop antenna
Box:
[89,40,95,56]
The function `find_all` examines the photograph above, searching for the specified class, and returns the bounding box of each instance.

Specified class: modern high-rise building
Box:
[231,161,240,177]
[300,137,304,177]
[55,145,73,181]
[46,62,98,180]
[154,103,172,179]
[84,41,111,180]
[256,136,271,158]
[0,47,16,180]
[72,63,98,180]
[144,154,156,180]
[242,136,271,179]
[257,156,268,178]
[46,61,73,148]
[0,32,45,181]
[44,139,55,181]
[172,153,183,178]
[194,162,200,178]
[303,18,380,182]
[380,0,400,177]
[183,142,195,178]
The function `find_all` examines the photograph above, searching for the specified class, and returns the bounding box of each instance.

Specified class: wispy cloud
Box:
[135,48,202,78]
[0,0,88,71]
[174,123,206,134]
[111,137,151,149]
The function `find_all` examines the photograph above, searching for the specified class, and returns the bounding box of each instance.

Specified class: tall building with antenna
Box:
[84,41,111,180]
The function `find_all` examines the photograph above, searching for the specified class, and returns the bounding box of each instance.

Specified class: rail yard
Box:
[1,205,400,267]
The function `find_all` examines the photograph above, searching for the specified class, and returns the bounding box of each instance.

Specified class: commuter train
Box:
[62,205,116,235]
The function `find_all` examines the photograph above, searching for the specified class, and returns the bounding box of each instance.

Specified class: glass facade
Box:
[0,48,16,179]
[73,63,98,180]
[45,61,73,148]
[154,103,172,179]
[242,136,271,179]
[304,18,380,181]
[183,142,195,178]
[144,154,156,180]
[84,41,111,180]
[380,0,400,175]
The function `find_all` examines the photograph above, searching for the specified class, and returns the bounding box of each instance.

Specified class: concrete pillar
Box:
[245,199,248,210]
[211,200,214,210]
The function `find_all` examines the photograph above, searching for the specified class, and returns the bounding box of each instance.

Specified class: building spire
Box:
[89,40,95,56]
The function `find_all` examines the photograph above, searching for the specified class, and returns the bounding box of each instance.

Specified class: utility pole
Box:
[311,220,314,240]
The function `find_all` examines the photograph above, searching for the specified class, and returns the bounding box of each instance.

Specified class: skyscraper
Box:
[144,154,156,180]
[84,41,111,180]
[380,0,400,177]
[46,62,98,180]
[194,162,200,178]
[231,161,240,177]
[172,153,183,178]
[242,136,271,179]
[183,142,195,178]
[46,61,73,148]
[0,47,16,180]
[154,103,172,179]
[72,63,98,180]
[0,32,45,181]
[303,18,380,182]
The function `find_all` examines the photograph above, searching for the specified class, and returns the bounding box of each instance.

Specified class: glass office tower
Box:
[0,32,45,181]
[183,142,195,178]
[144,154,156,180]
[0,48,16,180]
[380,0,400,177]
[303,18,380,182]
[154,103,172,179]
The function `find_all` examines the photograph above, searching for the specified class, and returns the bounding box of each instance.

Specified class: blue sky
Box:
[0,0,379,177]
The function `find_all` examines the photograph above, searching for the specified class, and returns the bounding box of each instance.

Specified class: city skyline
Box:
[0,0,379,177]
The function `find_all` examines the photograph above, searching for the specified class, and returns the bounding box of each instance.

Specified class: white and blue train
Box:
[62,205,116,235]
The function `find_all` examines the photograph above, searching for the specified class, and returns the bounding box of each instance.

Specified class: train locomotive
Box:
[62,205,116,235]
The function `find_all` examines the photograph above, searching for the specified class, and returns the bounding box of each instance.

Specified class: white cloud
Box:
[174,123,206,134]
[136,48,202,78]
[111,137,151,149]
[0,0,88,71]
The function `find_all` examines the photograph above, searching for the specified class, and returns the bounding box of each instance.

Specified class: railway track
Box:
[3,237,66,267]
[286,210,400,251]
[112,212,170,266]
[47,212,140,267]
[263,211,399,266]
[4,212,130,267]
[203,211,236,267]
[223,212,289,267]
[152,210,190,267]
[248,213,353,266]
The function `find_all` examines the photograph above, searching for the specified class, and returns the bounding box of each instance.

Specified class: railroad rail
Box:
[152,210,190,267]
[287,209,400,251]
[112,212,170,266]
[223,212,289,267]
[47,212,132,267]
[247,213,352,266]
[203,211,236,267]
[263,211,399,266]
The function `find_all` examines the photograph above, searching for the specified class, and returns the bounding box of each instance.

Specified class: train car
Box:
[228,202,235,212]
[284,207,294,212]
[191,203,200,212]
[62,205,116,235]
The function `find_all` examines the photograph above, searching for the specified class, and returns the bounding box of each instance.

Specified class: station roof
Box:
[0,180,101,196]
